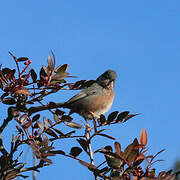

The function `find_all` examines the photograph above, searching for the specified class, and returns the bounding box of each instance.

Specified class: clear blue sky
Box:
[0,1,180,179]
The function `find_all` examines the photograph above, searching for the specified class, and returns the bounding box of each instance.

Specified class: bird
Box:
[28,70,117,120]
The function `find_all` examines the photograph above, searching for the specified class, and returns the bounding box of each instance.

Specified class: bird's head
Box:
[96,70,117,88]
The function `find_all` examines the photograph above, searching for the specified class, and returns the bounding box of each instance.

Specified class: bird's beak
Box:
[107,79,114,87]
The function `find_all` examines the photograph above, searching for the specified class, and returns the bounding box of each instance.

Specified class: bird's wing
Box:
[66,83,101,105]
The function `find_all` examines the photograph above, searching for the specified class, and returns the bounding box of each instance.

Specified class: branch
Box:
[28,102,64,115]
[20,160,44,173]
[0,113,13,133]
[85,123,98,180]
[20,166,40,173]
[49,135,85,142]
[0,134,8,155]
[0,107,14,155]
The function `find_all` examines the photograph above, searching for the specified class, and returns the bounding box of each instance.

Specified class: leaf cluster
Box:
[0,52,177,180]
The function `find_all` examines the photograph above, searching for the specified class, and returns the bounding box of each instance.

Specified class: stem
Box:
[86,130,95,165]
[20,64,30,76]
[85,122,98,180]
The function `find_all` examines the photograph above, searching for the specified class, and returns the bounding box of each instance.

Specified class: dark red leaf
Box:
[53,114,60,123]
[32,114,40,122]
[51,50,56,65]
[66,122,83,129]
[17,57,28,62]
[77,138,89,153]
[2,97,16,105]
[65,130,76,137]
[133,158,144,167]
[96,133,115,140]
[107,111,119,124]
[55,109,65,116]
[23,121,32,129]
[36,121,44,131]
[47,55,54,71]
[52,128,65,136]
[42,134,50,145]
[42,152,56,158]
[2,68,12,75]
[124,113,140,122]
[114,142,121,156]
[70,147,82,157]
[48,119,53,126]
[55,64,69,73]
[49,101,57,108]
[116,111,130,123]
[19,114,28,123]
[49,150,66,155]
[124,143,134,160]
[140,128,147,146]
[40,146,54,153]
[42,158,52,164]
[61,115,73,122]
[43,117,49,129]
[1,92,9,100]
[6,69,15,80]
[97,114,106,126]
[30,69,37,83]
[40,66,48,78]
[98,167,109,174]
[45,129,58,138]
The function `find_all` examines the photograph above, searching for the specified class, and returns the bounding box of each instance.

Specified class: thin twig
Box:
[96,160,106,168]
[33,153,37,180]
[49,135,85,141]
[8,51,20,78]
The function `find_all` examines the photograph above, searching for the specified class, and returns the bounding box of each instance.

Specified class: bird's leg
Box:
[88,111,98,133]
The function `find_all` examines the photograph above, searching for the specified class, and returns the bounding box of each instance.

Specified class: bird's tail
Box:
[28,102,65,115]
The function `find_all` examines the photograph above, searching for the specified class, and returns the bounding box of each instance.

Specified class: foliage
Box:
[0,52,178,180]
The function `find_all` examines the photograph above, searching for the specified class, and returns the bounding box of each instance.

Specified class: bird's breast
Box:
[92,88,114,117]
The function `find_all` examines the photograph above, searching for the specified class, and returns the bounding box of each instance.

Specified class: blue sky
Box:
[0,1,180,179]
